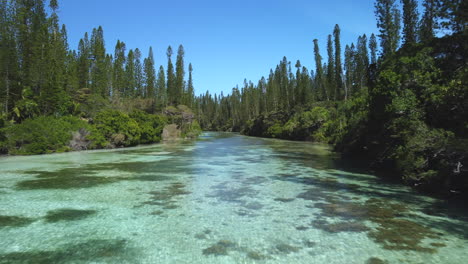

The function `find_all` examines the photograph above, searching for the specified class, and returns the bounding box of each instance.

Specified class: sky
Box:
[57,0,379,96]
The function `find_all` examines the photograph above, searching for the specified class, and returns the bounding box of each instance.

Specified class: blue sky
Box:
[57,0,378,96]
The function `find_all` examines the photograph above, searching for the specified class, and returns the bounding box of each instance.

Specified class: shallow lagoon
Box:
[0,132,467,263]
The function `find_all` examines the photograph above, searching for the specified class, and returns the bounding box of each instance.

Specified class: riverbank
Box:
[0,108,201,156]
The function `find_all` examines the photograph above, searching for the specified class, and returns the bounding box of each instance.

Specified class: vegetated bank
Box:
[0,103,201,155]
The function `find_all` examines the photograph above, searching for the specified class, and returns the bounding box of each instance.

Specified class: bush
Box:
[0,116,98,155]
[129,110,167,144]
[93,110,141,147]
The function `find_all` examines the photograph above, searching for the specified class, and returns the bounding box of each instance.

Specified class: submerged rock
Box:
[162,124,181,141]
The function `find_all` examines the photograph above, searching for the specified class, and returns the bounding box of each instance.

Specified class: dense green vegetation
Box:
[195,0,467,196]
[0,0,200,155]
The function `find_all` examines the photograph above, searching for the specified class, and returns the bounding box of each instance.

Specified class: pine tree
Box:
[175,45,185,106]
[326,34,336,100]
[90,26,107,96]
[356,35,369,91]
[187,63,194,108]
[143,47,155,99]
[41,0,69,114]
[401,0,419,45]
[369,33,378,65]
[134,48,143,97]
[113,40,126,96]
[437,0,466,33]
[0,0,19,114]
[333,24,343,99]
[125,49,135,97]
[166,46,176,105]
[77,33,90,89]
[156,65,166,110]
[375,0,401,56]
[313,39,327,100]
[344,44,354,99]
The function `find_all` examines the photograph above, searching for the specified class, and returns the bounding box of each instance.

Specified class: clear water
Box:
[1,132,467,264]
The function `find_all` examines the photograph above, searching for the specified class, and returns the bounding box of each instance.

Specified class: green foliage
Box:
[129,110,166,144]
[93,110,141,147]
[0,116,97,155]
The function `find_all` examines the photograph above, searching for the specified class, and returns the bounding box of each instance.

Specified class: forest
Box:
[0,0,467,196]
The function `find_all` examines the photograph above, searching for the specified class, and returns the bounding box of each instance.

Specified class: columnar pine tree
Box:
[333,24,343,99]
[156,65,166,110]
[0,0,19,113]
[125,49,135,97]
[375,0,401,56]
[369,33,378,65]
[419,0,439,42]
[175,45,185,105]
[313,39,327,100]
[133,48,143,97]
[326,34,336,100]
[113,40,126,96]
[356,35,369,91]
[90,26,107,96]
[166,46,176,105]
[401,0,419,45]
[186,63,194,108]
[143,47,155,99]
[77,33,90,89]
[437,0,466,33]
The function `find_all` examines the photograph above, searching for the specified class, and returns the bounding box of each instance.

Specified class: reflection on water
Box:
[0,132,467,263]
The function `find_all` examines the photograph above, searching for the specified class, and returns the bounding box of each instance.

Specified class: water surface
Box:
[1,132,467,263]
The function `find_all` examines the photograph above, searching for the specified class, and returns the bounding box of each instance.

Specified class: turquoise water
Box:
[0,132,467,264]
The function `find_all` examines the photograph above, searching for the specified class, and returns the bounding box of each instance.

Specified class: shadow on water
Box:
[0,239,137,264]
[261,137,468,249]
[15,157,191,190]
[44,209,97,223]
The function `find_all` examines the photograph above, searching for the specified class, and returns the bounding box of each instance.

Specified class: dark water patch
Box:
[144,182,190,208]
[313,198,409,221]
[366,257,388,264]
[44,209,97,223]
[0,215,35,228]
[17,175,119,190]
[368,218,442,253]
[274,197,295,203]
[208,183,256,203]
[150,210,164,216]
[295,225,309,231]
[311,219,370,233]
[202,240,237,256]
[195,230,212,240]
[310,197,446,253]
[242,176,268,185]
[0,239,135,264]
[246,250,267,260]
[302,240,317,248]
[131,175,171,182]
[274,243,300,254]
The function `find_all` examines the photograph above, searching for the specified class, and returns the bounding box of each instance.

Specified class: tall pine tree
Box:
[375,0,401,56]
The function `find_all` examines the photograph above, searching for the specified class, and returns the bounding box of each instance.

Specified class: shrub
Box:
[0,116,97,155]
[129,110,167,144]
[93,110,141,147]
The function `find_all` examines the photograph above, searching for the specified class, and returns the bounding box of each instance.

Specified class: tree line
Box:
[0,0,196,121]
[195,0,466,131]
